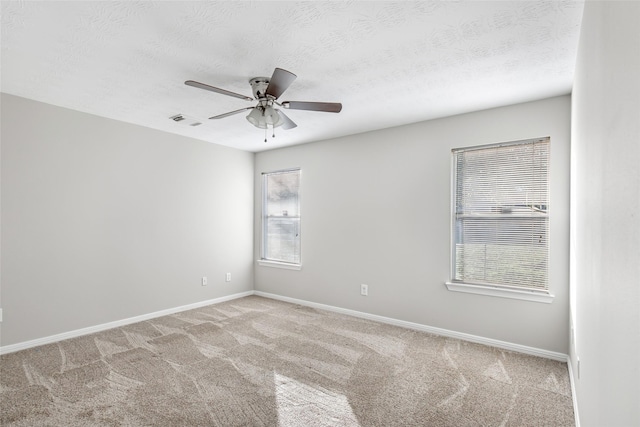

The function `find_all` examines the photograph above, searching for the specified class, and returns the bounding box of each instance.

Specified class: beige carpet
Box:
[0,296,574,426]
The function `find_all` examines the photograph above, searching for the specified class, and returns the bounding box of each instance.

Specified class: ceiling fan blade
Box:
[282,101,342,113]
[185,80,253,101]
[266,68,297,99]
[209,107,254,120]
[277,110,297,130]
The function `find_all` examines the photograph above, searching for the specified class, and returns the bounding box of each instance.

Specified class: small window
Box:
[261,168,301,266]
[450,137,550,294]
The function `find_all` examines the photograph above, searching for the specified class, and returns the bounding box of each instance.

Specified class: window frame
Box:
[445,137,554,303]
[258,168,302,270]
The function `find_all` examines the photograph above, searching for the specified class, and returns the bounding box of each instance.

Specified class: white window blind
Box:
[262,169,301,264]
[452,137,550,292]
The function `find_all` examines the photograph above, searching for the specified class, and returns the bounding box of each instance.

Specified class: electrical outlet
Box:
[225,273,231,282]
[202,276,207,286]
[360,284,368,296]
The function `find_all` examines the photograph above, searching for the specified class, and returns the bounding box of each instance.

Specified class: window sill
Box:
[445,282,554,303]
[257,260,302,271]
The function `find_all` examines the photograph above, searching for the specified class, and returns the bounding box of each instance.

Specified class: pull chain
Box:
[262,126,277,143]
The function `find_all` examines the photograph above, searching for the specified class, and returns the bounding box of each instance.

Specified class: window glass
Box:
[262,169,301,264]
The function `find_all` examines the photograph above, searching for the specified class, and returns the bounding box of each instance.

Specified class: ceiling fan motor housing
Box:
[249,77,271,100]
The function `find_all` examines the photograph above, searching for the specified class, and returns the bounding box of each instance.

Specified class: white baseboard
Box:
[254,291,569,362]
[0,291,253,355]
[1,290,569,364]
[566,357,581,427]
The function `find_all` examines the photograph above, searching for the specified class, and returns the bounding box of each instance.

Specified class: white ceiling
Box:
[1,1,584,152]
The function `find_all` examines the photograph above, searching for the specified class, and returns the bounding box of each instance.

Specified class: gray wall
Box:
[570,1,640,426]
[0,94,254,347]
[255,95,571,354]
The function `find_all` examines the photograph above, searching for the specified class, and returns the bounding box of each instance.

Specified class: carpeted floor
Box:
[0,296,574,426]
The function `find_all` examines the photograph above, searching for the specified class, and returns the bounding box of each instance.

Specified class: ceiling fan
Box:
[185,68,342,141]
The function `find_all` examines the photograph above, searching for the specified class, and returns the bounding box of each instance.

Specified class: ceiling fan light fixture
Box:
[186,67,341,133]
[246,106,284,129]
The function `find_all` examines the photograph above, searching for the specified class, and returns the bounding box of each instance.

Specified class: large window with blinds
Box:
[261,168,301,267]
[450,137,550,294]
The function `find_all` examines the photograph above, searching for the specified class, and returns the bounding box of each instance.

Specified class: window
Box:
[447,137,552,302]
[260,168,301,268]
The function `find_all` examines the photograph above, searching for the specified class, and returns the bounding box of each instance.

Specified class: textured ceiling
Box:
[1,1,584,152]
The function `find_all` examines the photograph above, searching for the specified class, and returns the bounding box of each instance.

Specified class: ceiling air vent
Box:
[169,114,202,127]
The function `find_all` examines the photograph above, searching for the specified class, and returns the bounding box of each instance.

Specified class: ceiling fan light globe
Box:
[264,106,283,127]
[246,108,265,128]
[246,106,284,129]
